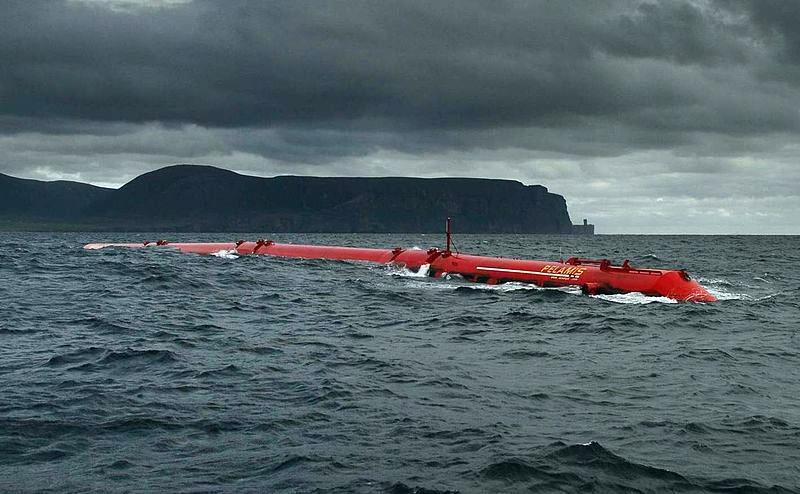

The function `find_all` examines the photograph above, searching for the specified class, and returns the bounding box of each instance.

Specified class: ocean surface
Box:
[1,232,799,493]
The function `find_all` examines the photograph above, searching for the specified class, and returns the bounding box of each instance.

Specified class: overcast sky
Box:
[2,0,799,233]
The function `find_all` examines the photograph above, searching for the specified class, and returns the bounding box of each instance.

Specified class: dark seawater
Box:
[1,233,799,493]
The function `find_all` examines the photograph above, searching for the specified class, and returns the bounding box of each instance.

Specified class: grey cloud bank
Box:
[1,0,798,233]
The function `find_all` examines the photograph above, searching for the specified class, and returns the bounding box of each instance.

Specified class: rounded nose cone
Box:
[683,281,717,302]
[654,271,717,302]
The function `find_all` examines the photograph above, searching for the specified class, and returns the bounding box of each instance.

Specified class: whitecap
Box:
[705,287,753,301]
[591,292,678,304]
[452,281,582,294]
[386,263,430,278]
[464,281,543,292]
[211,249,239,259]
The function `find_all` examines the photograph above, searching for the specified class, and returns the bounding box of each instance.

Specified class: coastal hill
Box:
[0,164,585,233]
[0,172,113,228]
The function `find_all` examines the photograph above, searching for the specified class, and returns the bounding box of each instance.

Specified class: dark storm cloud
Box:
[1,0,799,233]
[730,0,800,63]
[2,0,797,137]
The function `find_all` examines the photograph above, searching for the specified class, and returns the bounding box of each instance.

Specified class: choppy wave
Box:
[698,276,783,302]
[481,441,792,493]
[707,287,753,301]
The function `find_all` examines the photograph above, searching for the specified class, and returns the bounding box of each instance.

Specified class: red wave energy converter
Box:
[84,218,716,302]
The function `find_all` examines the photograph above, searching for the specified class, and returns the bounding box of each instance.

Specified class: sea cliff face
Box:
[1,165,575,232]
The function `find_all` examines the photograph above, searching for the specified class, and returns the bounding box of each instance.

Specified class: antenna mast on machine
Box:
[445,217,452,255]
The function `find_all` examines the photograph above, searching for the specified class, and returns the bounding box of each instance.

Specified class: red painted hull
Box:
[84,240,716,302]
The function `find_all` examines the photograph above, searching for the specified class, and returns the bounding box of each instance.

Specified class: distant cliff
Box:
[0,173,113,229]
[0,164,579,233]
